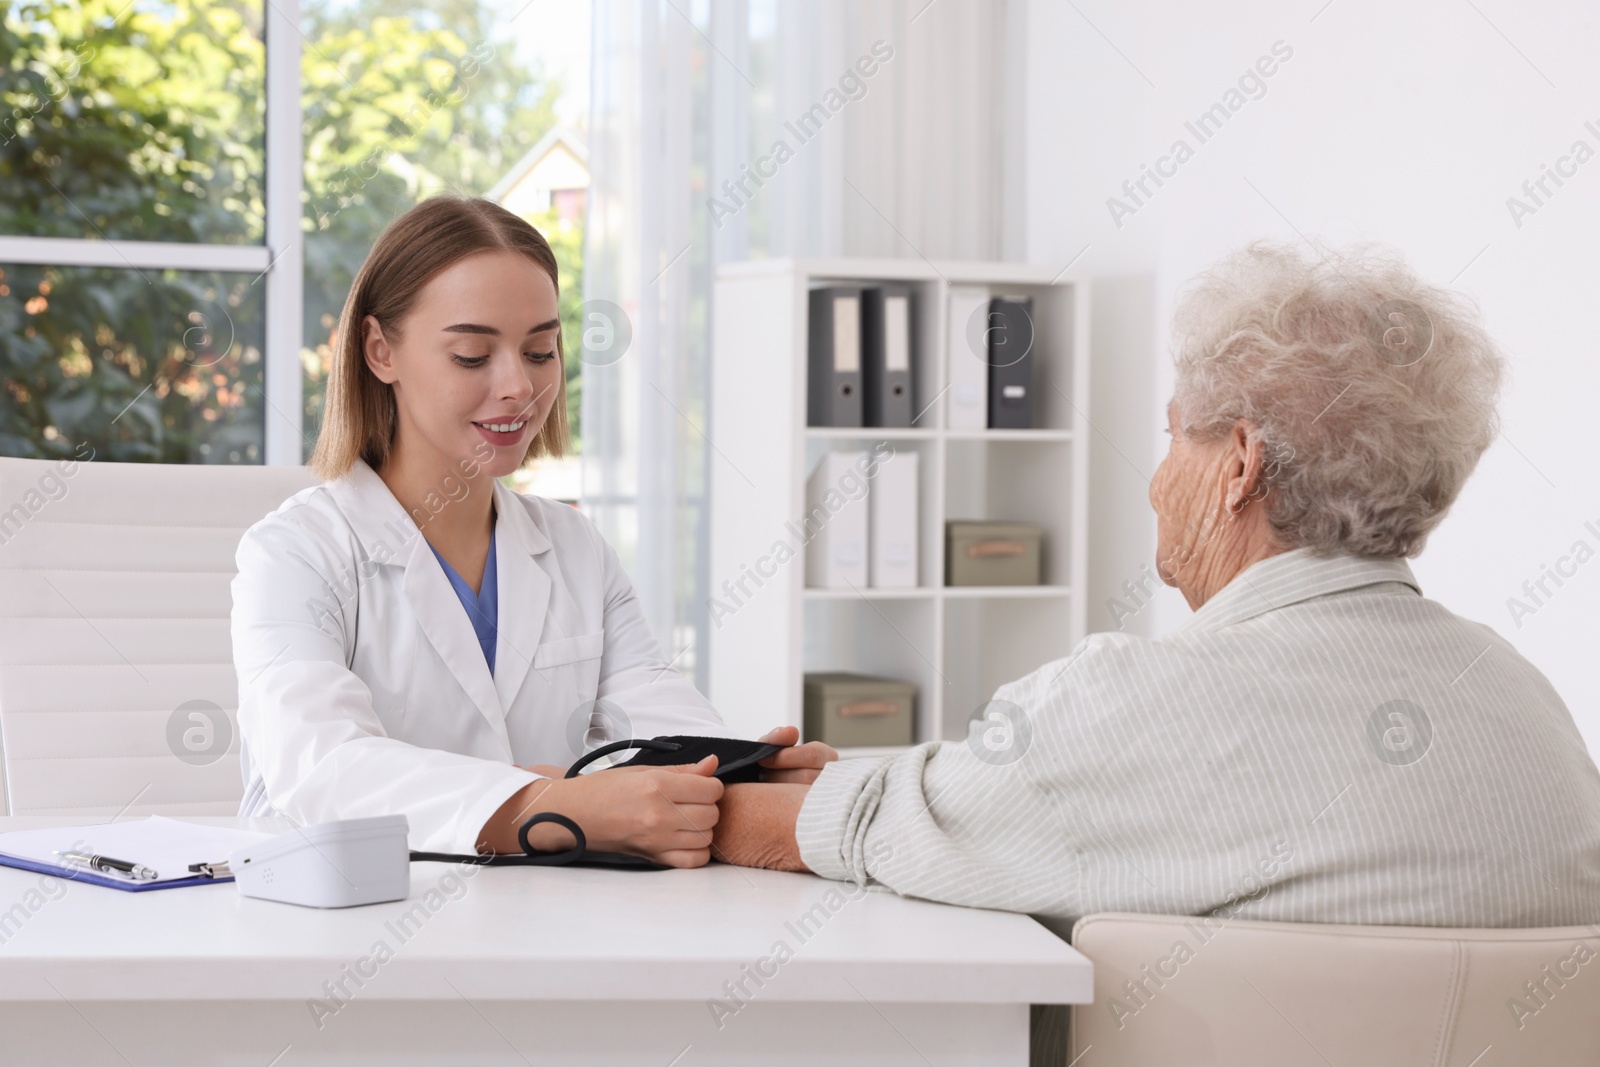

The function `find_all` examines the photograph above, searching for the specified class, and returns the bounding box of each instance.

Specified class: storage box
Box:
[803,672,915,748]
[946,521,1043,586]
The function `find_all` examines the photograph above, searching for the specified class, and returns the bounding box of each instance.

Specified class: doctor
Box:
[232,195,834,866]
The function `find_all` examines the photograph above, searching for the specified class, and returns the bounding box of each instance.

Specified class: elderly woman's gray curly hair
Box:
[1171,241,1504,558]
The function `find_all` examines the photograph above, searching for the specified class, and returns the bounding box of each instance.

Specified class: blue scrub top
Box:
[427,515,499,675]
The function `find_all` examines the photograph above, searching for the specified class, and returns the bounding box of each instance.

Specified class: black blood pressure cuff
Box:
[593,735,783,784]
[408,735,784,871]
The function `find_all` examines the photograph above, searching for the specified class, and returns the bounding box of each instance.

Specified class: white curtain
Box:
[583,0,1025,689]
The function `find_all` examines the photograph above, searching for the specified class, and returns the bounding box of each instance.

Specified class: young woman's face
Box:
[364,249,563,480]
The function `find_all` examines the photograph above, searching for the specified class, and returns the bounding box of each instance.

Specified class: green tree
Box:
[0,0,266,461]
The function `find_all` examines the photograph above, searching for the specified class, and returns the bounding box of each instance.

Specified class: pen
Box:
[53,850,159,881]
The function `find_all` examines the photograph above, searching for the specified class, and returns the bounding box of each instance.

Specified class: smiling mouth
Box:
[474,419,528,433]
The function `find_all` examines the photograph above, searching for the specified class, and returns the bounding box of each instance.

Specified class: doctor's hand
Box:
[756,725,839,785]
[478,757,724,868]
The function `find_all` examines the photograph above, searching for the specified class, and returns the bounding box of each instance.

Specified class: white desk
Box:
[0,817,1091,1066]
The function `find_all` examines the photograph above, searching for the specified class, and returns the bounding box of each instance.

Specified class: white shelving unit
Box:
[707,258,1090,753]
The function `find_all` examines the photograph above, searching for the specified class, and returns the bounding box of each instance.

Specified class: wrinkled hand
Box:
[711,782,810,871]
[756,725,839,784]
[481,756,724,868]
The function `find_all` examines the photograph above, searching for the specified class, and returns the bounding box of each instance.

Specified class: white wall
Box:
[1022,0,1600,755]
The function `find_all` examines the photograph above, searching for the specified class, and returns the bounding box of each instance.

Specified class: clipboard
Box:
[0,816,273,892]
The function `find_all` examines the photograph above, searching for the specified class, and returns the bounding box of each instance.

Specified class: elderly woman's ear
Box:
[1224,420,1271,514]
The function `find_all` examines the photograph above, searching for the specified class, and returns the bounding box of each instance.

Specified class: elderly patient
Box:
[714,242,1600,930]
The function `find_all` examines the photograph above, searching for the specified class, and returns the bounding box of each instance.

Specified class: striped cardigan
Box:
[796,549,1600,931]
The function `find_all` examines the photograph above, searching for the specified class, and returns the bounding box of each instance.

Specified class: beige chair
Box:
[0,456,317,817]
[1051,912,1600,1066]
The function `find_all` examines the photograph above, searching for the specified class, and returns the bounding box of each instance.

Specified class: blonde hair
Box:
[309,195,570,482]
[1171,241,1503,558]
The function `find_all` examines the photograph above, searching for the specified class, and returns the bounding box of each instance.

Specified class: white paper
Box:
[0,816,273,883]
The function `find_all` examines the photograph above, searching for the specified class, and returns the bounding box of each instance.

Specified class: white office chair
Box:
[1045,912,1600,1067]
[0,456,317,817]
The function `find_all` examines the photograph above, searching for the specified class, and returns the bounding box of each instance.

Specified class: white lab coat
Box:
[231,457,730,854]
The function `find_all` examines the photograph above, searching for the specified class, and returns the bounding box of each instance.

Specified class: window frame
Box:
[0,0,305,466]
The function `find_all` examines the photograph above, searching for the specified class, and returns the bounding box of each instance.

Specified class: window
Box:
[0,262,266,462]
[0,0,278,463]
[1,0,585,476]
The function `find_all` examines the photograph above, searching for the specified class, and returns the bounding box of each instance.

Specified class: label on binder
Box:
[833,296,860,372]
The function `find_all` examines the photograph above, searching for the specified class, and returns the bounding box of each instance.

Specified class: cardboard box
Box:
[802,672,915,748]
[946,521,1043,586]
